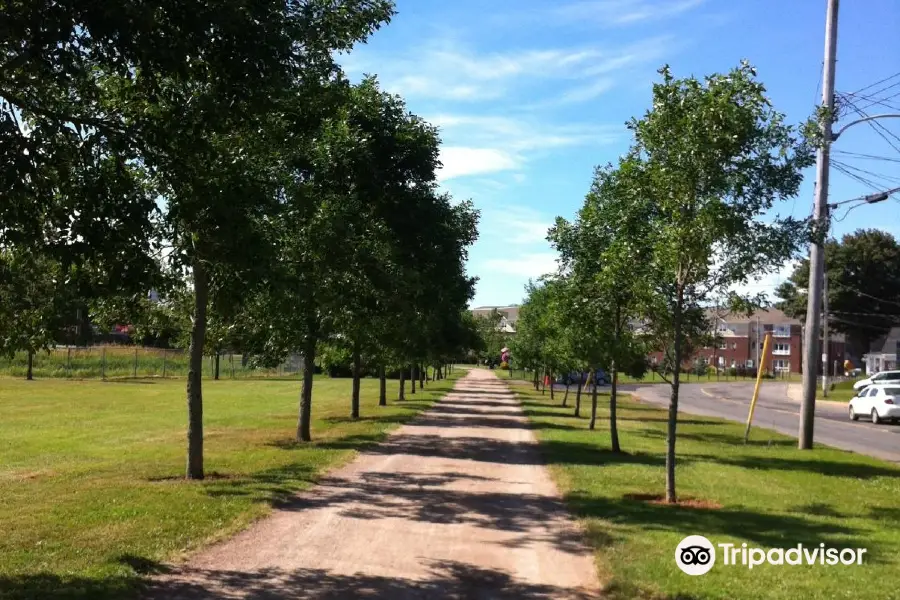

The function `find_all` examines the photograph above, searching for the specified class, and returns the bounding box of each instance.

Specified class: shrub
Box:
[499,361,509,370]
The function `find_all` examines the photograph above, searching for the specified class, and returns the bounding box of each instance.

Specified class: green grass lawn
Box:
[510,383,900,600]
[0,372,459,600]
[818,379,859,403]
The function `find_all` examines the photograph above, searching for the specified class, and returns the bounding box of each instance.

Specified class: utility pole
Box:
[822,269,829,397]
[800,0,838,450]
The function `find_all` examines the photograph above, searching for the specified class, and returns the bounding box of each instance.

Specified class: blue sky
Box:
[342,0,900,307]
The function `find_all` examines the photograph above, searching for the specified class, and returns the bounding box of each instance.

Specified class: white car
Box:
[849,385,900,424]
[853,371,900,391]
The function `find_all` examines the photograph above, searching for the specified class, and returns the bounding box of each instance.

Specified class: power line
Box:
[840,96,900,155]
[830,282,900,308]
[833,150,900,164]
[831,160,900,186]
[832,162,884,191]
[857,80,900,111]
[847,71,900,97]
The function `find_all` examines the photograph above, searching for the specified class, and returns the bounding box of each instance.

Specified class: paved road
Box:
[148,369,600,599]
[629,381,900,463]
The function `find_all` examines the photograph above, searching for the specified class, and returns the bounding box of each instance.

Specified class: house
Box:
[647,307,846,375]
[863,327,900,374]
[470,305,519,334]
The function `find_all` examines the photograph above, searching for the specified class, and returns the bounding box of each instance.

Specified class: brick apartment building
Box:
[648,308,846,375]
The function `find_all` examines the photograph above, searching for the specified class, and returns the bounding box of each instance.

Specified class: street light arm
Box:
[831,114,900,141]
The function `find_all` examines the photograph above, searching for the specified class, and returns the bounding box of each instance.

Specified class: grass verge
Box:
[0,372,460,600]
[509,381,900,600]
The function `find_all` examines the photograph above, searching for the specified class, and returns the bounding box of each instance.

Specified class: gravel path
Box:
[147,368,601,599]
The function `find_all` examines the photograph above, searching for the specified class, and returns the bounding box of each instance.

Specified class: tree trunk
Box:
[611,308,622,453]
[420,363,426,388]
[666,292,684,503]
[214,352,220,381]
[562,383,570,407]
[379,365,387,406]
[351,339,361,419]
[549,369,555,400]
[610,361,620,452]
[411,364,417,394]
[26,350,34,381]
[589,373,599,431]
[297,336,316,442]
[186,257,208,480]
[541,367,546,395]
[533,369,539,390]
[574,372,583,417]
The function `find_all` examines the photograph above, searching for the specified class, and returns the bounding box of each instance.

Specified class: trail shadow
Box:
[0,573,138,600]
[144,560,598,599]
[693,454,900,480]
[202,462,320,505]
[537,441,668,468]
[566,491,861,550]
[117,554,171,575]
[791,503,847,519]
[356,434,543,465]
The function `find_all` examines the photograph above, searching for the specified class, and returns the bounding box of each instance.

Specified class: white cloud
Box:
[438,147,519,181]
[558,79,616,104]
[483,252,561,278]
[554,0,706,26]
[481,206,553,245]
[342,36,671,104]
[431,113,620,153]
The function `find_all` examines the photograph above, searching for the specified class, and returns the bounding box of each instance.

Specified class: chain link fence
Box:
[1,347,304,380]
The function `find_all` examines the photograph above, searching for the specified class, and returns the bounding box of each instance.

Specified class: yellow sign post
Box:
[744,333,772,443]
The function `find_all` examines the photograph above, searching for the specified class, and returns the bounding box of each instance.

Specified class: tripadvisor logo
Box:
[676,535,716,575]
[675,536,867,575]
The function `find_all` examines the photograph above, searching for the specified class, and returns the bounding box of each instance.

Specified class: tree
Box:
[0,249,73,379]
[776,229,900,357]
[551,157,652,450]
[3,0,396,480]
[624,63,815,502]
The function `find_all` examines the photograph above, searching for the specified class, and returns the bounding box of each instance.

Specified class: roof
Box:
[471,305,520,324]
[870,327,900,354]
[706,307,800,325]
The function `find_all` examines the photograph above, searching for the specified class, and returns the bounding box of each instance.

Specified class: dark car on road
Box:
[555,369,609,386]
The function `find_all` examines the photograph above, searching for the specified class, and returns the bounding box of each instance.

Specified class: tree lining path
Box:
[147,368,601,599]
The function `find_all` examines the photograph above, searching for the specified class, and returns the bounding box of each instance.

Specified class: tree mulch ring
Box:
[148,471,235,483]
[623,493,723,509]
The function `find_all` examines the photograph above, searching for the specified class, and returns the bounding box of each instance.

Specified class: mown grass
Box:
[818,379,859,403]
[0,372,460,600]
[510,382,900,600]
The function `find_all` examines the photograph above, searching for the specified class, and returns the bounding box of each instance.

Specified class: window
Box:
[718,341,727,350]
[746,359,754,368]
[718,356,725,366]
[732,342,738,350]
[773,359,790,371]
[884,372,900,381]
[730,359,737,368]
[884,387,900,396]
[773,343,790,355]
[773,325,791,337]
[867,387,879,398]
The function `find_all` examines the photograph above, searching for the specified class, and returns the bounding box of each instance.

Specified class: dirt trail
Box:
[147,369,601,599]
